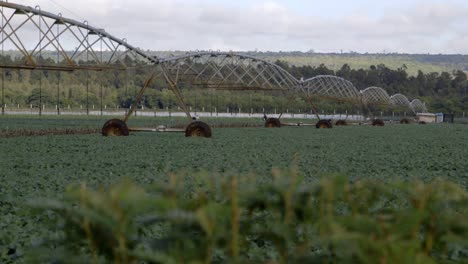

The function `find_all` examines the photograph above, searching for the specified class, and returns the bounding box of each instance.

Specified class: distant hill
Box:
[3,49,468,76]
[150,51,468,76]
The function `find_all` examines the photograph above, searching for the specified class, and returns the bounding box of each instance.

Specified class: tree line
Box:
[276,60,467,113]
[0,54,466,114]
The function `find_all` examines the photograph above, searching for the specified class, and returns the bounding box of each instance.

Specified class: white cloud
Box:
[16,0,468,53]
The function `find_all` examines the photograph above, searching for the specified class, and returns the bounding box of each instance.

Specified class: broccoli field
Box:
[0,116,467,262]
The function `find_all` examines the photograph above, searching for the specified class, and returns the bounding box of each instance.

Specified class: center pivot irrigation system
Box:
[0,2,428,137]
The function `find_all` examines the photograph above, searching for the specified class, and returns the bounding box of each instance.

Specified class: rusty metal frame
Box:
[134,52,304,122]
[0,2,156,71]
[160,65,193,120]
[123,71,158,123]
[156,52,300,91]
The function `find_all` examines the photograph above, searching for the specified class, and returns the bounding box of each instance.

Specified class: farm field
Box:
[0,114,329,132]
[0,116,467,262]
[0,115,266,131]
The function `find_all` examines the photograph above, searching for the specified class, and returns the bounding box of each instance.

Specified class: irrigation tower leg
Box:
[161,68,193,121]
[305,95,321,120]
[363,102,374,120]
[123,72,156,123]
[278,92,300,120]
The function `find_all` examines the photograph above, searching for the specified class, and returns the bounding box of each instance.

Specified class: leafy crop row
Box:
[0,116,272,134]
[1,120,467,262]
[29,167,468,263]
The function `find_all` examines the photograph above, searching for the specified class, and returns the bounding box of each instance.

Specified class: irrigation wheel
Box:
[400,118,411,124]
[372,119,385,126]
[102,119,129,136]
[419,121,427,125]
[264,118,281,128]
[185,121,212,138]
[335,120,348,126]
[316,119,333,129]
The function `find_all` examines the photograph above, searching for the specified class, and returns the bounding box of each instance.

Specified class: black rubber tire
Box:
[372,119,385,126]
[102,119,129,136]
[316,119,333,129]
[335,120,348,126]
[264,118,281,128]
[419,121,427,125]
[185,121,212,138]
[400,118,411,124]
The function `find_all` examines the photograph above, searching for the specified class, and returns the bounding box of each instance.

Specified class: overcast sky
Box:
[19,0,468,54]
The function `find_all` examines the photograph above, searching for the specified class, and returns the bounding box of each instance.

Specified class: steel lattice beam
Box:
[390,93,412,111]
[155,52,300,92]
[360,87,391,105]
[410,99,428,113]
[0,2,157,71]
[302,75,360,101]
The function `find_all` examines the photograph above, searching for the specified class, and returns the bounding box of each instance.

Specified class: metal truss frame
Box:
[362,87,429,114]
[157,52,300,92]
[390,93,412,111]
[302,75,360,101]
[0,2,156,71]
[410,99,428,113]
[125,52,302,120]
[360,87,391,105]
[0,1,429,121]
